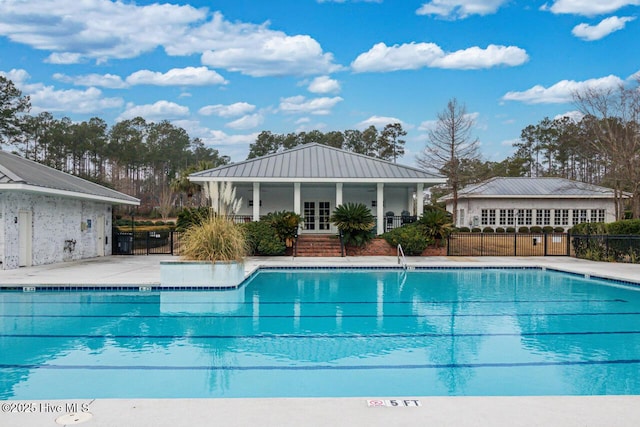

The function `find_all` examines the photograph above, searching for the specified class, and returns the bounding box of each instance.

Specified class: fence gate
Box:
[447,232,570,256]
[113,231,183,255]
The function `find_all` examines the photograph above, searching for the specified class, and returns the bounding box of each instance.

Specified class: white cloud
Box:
[45,52,83,64]
[279,96,343,115]
[351,42,528,72]
[502,75,624,104]
[29,86,123,114]
[117,100,190,121]
[554,110,585,122]
[225,113,264,130]
[199,102,256,118]
[0,0,205,61]
[572,16,636,40]
[308,76,341,94]
[0,3,340,77]
[418,112,478,131]
[416,0,509,19]
[0,68,31,86]
[357,115,407,129]
[53,73,127,89]
[126,67,227,86]
[170,12,341,77]
[541,0,640,16]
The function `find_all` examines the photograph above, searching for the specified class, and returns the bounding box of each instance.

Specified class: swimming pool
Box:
[2,267,640,399]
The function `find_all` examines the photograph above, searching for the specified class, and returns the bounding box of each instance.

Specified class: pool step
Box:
[295,235,342,257]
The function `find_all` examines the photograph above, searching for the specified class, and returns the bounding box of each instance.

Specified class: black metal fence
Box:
[381,215,418,233]
[572,234,640,263]
[113,231,184,255]
[447,232,570,256]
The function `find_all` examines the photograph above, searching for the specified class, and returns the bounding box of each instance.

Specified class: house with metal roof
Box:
[440,177,625,230]
[189,143,445,235]
[0,150,139,269]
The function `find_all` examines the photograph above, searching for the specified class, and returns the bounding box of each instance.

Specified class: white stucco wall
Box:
[446,197,616,230]
[1,192,112,270]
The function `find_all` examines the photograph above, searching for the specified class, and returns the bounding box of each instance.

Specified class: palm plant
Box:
[330,203,375,247]
[418,209,453,241]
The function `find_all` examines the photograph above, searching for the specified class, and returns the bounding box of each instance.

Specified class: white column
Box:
[294,182,301,215]
[376,183,384,235]
[416,183,424,217]
[336,182,343,208]
[252,182,260,221]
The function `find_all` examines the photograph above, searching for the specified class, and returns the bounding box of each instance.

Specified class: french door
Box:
[303,201,331,232]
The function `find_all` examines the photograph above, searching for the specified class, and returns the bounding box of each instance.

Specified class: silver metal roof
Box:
[0,150,139,205]
[190,143,444,182]
[442,177,622,200]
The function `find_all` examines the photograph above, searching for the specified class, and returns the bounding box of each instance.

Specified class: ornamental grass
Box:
[181,214,248,262]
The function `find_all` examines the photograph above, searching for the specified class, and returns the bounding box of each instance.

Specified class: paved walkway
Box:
[1,255,640,426]
[2,254,640,286]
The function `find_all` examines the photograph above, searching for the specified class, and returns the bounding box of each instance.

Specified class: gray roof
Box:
[441,177,622,201]
[0,150,139,205]
[190,143,444,182]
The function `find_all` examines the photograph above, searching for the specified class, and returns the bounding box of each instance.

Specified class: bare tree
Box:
[573,80,640,219]
[417,98,480,225]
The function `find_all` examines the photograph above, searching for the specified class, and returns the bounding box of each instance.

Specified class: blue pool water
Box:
[2,267,640,399]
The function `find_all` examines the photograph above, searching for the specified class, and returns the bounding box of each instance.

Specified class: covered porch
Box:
[225,181,426,235]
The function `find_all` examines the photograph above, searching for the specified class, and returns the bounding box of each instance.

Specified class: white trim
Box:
[294,183,301,215]
[189,176,444,185]
[1,183,139,205]
[336,183,343,207]
[252,182,260,221]
[416,183,424,216]
[376,183,384,235]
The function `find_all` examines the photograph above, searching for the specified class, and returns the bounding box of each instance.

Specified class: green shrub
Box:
[506,227,516,233]
[176,207,210,231]
[382,224,432,255]
[530,226,543,233]
[518,226,530,233]
[542,226,554,233]
[553,227,565,233]
[242,221,286,256]
[262,210,302,241]
[155,220,165,226]
[458,227,471,232]
[471,227,482,233]
[606,219,640,235]
[482,227,494,233]
[181,215,247,262]
[417,209,453,240]
[495,227,505,233]
[331,203,375,247]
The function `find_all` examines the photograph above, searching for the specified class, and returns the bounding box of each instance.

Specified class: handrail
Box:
[397,244,407,270]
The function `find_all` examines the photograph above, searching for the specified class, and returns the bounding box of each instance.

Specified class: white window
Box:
[591,209,605,223]
[523,209,532,226]
[481,209,496,226]
[499,210,506,225]
[561,209,569,226]
[459,209,465,227]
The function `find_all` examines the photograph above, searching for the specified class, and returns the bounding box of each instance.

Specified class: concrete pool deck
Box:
[1,255,640,426]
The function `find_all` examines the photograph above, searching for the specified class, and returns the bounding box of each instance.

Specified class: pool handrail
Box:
[397,244,407,269]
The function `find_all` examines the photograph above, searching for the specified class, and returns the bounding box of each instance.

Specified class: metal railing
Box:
[113,231,184,255]
[447,232,570,256]
[381,215,417,233]
[572,234,640,263]
[397,244,408,269]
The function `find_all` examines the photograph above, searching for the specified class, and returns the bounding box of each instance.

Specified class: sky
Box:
[0,0,638,166]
